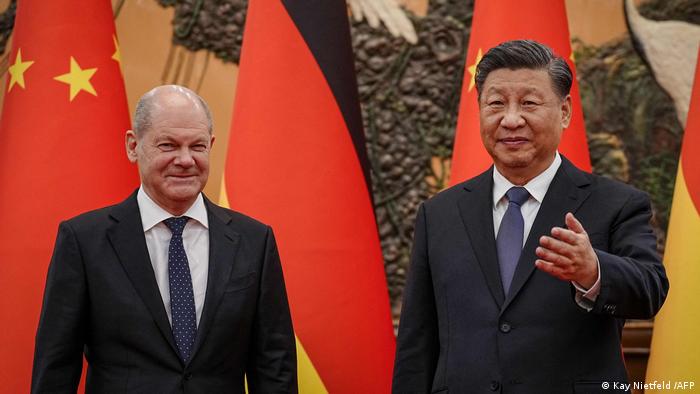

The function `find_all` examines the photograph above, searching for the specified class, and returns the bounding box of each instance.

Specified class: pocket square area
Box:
[224,273,256,292]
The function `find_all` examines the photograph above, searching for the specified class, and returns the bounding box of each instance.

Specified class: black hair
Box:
[475,39,572,99]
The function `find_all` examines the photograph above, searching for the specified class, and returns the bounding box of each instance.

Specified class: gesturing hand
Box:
[535,212,598,289]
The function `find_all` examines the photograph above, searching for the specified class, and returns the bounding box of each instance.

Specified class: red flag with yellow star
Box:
[0,0,138,390]
[449,0,591,185]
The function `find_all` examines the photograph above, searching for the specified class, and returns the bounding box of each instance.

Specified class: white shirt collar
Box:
[137,186,209,231]
[492,152,562,207]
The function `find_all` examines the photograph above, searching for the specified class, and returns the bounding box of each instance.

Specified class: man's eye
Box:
[158,143,175,150]
[192,145,207,152]
[523,100,538,107]
[488,101,503,107]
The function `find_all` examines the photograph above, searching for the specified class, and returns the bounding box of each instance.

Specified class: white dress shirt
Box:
[492,152,600,309]
[137,187,209,325]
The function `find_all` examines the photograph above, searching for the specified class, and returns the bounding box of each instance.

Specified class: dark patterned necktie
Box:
[496,187,530,295]
[164,216,197,362]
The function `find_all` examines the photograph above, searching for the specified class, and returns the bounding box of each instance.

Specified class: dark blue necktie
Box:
[164,217,197,363]
[496,187,530,295]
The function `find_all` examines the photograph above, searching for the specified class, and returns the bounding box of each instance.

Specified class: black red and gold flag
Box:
[646,47,700,385]
[221,0,396,392]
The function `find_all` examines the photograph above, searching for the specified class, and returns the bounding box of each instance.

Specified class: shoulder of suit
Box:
[61,201,124,230]
[204,198,271,233]
[421,162,648,208]
[567,165,648,200]
[422,167,492,207]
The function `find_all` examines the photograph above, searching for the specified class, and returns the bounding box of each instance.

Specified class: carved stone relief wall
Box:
[0,0,694,319]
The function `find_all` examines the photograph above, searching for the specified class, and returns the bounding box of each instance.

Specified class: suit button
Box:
[184,373,193,381]
[499,322,511,333]
[490,381,500,391]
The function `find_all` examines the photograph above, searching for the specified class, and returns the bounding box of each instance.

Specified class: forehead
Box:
[481,68,555,96]
[148,100,210,136]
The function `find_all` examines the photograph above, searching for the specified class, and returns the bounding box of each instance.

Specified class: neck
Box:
[142,187,196,217]
[499,172,534,186]
[161,205,190,217]
[496,154,556,186]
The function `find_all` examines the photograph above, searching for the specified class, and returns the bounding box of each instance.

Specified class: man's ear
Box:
[561,95,572,128]
[125,130,138,163]
[210,134,216,150]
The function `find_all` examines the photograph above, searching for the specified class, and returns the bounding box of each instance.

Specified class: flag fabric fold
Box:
[450,0,591,185]
[0,0,138,390]
[222,0,395,392]
[646,48,700,387]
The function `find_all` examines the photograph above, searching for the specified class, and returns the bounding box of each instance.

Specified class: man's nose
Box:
[500,105,526,129]
[174,148,195,167]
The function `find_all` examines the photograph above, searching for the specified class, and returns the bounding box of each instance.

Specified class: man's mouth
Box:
[498,137,529,146]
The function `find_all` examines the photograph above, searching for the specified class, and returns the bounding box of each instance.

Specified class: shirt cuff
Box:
[572,256,601,311]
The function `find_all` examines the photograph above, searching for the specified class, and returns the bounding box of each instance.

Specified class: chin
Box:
[166,185,202,201]
[497,155,532,169]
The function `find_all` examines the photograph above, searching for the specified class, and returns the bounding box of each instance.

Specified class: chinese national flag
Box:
[221,0,395,392]
[646,48,700,387]
[450,0,591,185]
[0,0,138,391]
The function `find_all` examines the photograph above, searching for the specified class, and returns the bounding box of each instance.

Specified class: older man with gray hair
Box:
[32,85,297,393]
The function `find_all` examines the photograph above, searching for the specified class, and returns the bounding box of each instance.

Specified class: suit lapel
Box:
[106,192,179,356]
[189,198,240,363]
[457,169,506,307]
[502,158,591,311]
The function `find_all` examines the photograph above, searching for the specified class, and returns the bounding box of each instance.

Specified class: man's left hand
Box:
[535,212,598,289]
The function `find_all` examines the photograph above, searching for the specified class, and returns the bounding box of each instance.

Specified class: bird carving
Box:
[624,0,700,127]
[348,0,418,44]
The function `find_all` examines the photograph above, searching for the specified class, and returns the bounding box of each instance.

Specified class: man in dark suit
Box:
[392,40,669,393]
[32,85,297,393]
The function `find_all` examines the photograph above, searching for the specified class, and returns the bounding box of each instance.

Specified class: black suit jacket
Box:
[392,158,668,394]
[32,191,297,393]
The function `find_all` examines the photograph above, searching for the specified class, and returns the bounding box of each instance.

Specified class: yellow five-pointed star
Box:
[7,48,34,92]
[54,57,98,101]
[112,35,121,64]
[467,48,483,92]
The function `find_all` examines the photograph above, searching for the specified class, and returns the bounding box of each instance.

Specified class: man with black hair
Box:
[393,40,668,393]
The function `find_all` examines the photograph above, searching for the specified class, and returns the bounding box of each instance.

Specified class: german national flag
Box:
[646,48,700,387]
[0,0,138,391]
[221,0,395,392]
[450,0,591,185]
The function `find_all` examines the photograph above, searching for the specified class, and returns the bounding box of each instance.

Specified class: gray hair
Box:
[475,39,572,100]
[132,85,213,137]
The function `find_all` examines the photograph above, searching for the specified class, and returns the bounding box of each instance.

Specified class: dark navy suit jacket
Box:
[393,157,668,394]
[32,191,297,393]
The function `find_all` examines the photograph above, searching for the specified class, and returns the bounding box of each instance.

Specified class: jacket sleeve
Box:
[392,203,439,394]
[246,226,298,394]
[32,221,87,394]
[592,190,669,319]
